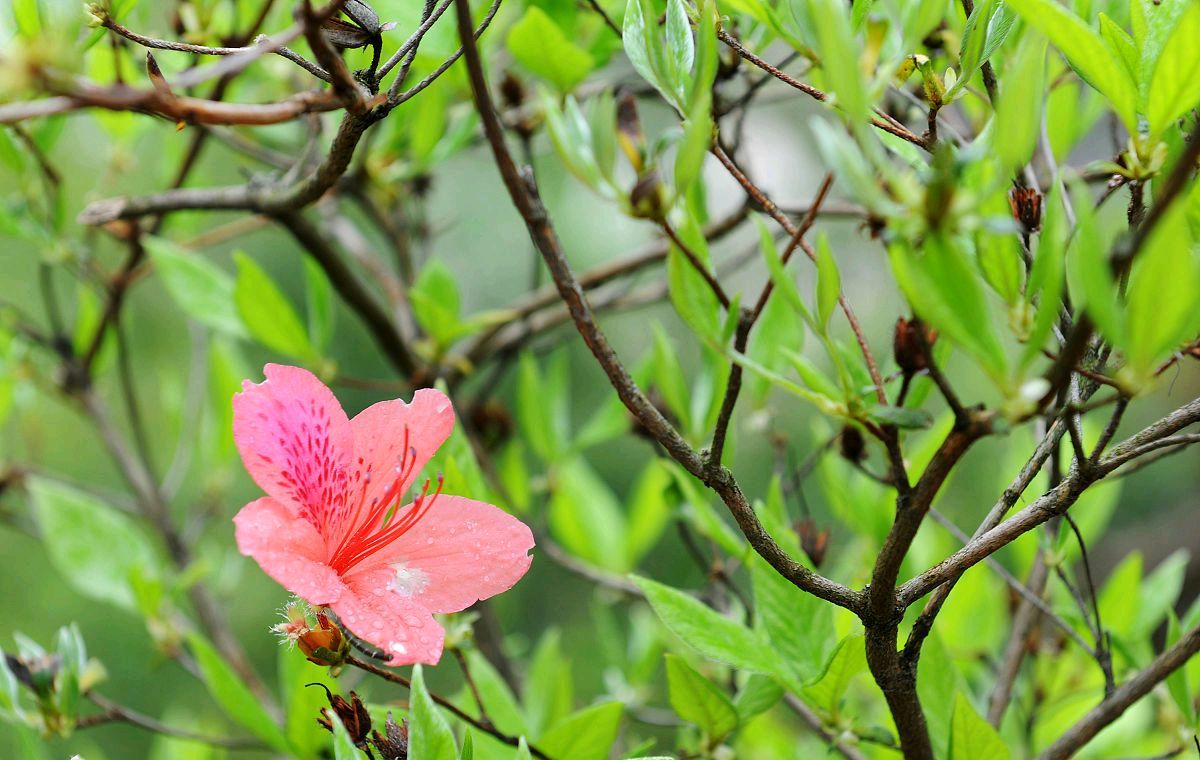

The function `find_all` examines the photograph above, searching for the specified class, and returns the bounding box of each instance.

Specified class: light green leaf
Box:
[29,477,162,612]
[949,692,1009,760]
[507,7,594,92]
[814,233,840,332]
[303,258,335,352]
[410,258,468,349]
[280,646,338,758]
[145,237,246,337]
[331,712,362,760]
[1003,0,1138,129]
[801,635,867,716]
[664,0,695,99]
[733,674,784,721]
[464,650,528,737]
[992,35,1047,172]
[752,560,836,688]
[188,633,291,753]
[410,664,457,760]
[524,629,574,736]
[538,702,623,760]
[633,575,774,672]
[667,218,723,339]
[1144,3,1200,136]
[626,459,676,565]
[233,252,314,361]
[549,458,628,571]
[664,654,739,741]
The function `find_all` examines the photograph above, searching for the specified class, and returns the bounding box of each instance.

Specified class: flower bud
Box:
[893,317,937,376]
[1008,187,1042,234]
[273,601,349,668]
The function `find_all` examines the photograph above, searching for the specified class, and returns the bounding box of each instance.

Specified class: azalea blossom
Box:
[232,364,534,665]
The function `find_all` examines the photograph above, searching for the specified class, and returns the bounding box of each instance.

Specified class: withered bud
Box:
[310,684,372,745]
[796,518,830,569]
[499,71,526,110]
[1008,187,1043,234]
[838,425,866,462]
[629,170,664,220]
[371,713,410,760]
[893,317,937,376]
[616,90,645,173]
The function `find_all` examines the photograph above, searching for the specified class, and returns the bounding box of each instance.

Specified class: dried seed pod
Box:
[893,317,937,376]
[310,684,372,745]
[371,713,410,760]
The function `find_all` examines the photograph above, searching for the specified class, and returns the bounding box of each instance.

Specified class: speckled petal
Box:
[232,364,355,531]
[233,497,344,605]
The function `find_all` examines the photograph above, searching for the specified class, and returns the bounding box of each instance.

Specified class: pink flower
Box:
[231,364,534,666]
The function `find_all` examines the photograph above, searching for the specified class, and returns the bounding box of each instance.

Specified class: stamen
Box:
[330,474,444,572]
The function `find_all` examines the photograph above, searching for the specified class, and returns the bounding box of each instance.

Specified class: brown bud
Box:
[499,71,526,110]
[893,317,937,376]
[797,518,830,569]
[838,425,866,462]
[371,713,410,760]
[311,684,372,745]
[1008,187,1043,234]
[629,169,665,219]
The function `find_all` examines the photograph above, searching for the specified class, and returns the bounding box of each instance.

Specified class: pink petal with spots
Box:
[334,566,446,665]
[233,497,344,606]
[370,495,534,615]
[348,388,456,516]
[233,364,354,529]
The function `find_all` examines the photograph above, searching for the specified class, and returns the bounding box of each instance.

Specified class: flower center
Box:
[325,441,444,576]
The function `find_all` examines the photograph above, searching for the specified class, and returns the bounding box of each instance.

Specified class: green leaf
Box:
[868,405,934,429]
[549,458,628,572]
[623,0,672,106]
[280,646,338,758]
[949,692,1009,760]
[1064,180,1122,346]
[887,235,1008,383]
[233,252,315,361]
[464,650,528,737]
[410,664,457,760]
[331,712,363,760]
[410,259,467,349]
[524,630,573,736]
[801,635,867,716]
[633,576,774,672]
[733,674,784,721]
[803,0,868,124]
[667,217,723,339]
[992,36,1047,172]
[1002,0,1138,129]
[507,7,594,92]
[751,560,837,688]
[188,633,291,753]
[814,233,840,332]
[664,654,739,741]
[1124,175,1200,373]
[145,237,246,337]
[626,459,676,565]
[538,702,623,760]
[1165,612,1195,726]
[1019,182,1067,368]
[1144,3,1200,136]
[517,351,562,461]
[303,258,335,352]
[1098,14,1139,84]
[664,0,695,100]
[29,477,162,612]
[513,737,531,760]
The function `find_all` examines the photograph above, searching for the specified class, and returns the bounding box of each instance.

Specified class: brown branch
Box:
[716,30,927,149]
[986,553,1047,726]
[83,693,266,750]
[659,219,732,308]
[454,0,861,612]
[1036,625,1200,760]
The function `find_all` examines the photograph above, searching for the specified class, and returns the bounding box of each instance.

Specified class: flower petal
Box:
[348,388,455,516]
[233,497,344,605]
[373,496,534,614]
[233,364,354,531]
[333,567,446,666]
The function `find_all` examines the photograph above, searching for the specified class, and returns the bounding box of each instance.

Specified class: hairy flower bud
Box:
[274,600,349,669]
